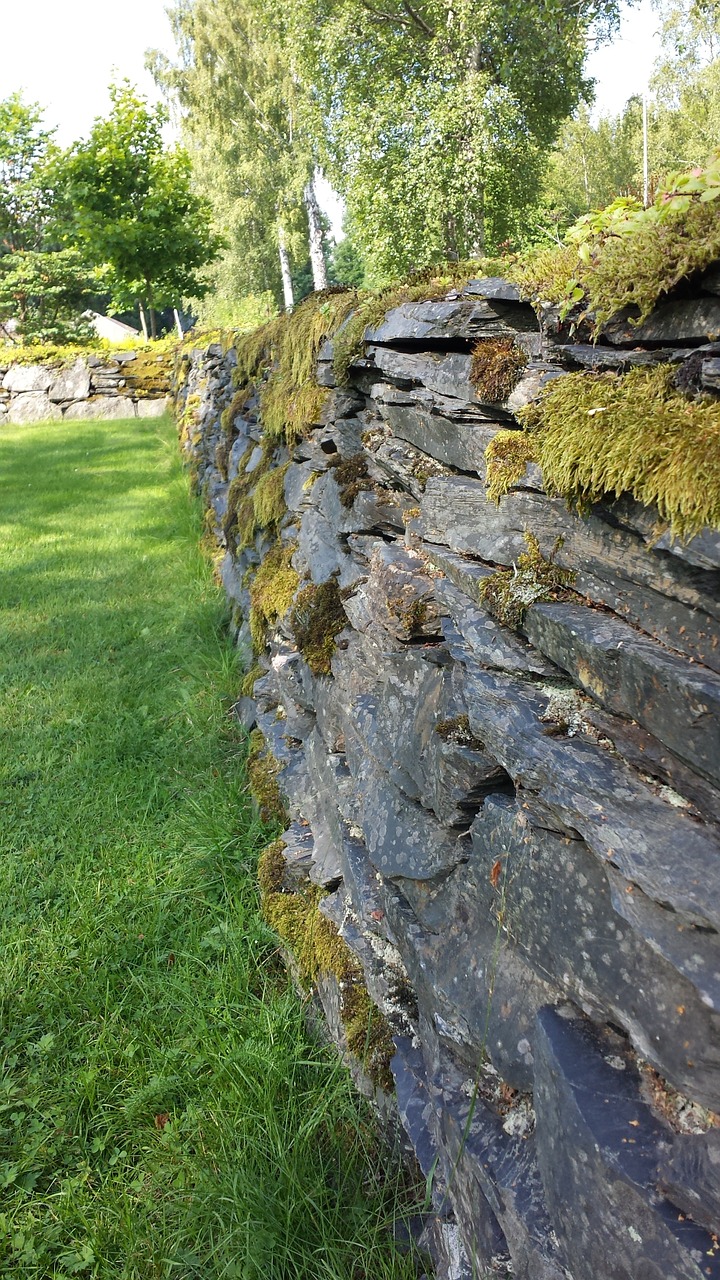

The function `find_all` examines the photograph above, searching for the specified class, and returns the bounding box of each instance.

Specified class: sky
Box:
[3,0,664,235]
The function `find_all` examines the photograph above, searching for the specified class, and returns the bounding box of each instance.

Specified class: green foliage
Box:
[515,154,720,328]
[0,93,59,253]
[290,576,349,675]
[0,247,97,344]
[479,533,574,629]
[469,337,528,402]
[0,413,416,1278]
[248,542,300,651]
[521,363,720,540]
[61,82,222,335]
[484,429,538,503]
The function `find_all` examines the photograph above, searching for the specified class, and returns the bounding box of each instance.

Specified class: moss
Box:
[326,452,375,508]
[521,364,720,540]
[403,506,421,523]
[232,290,358,447]
[252,463,289,529]
[290,576,348,675]
[387,593,429,639]
[248,543,300,652]
[247,729,288,824]
[224,452,289,554]
[470,338,528,403]
[122,348,174,398]
[220,388,250,438]
[260,860,394,1090]
[257,838,288,896]
[513,162,720,331]
[240,664,264,697]
[479,534,575,631]
[484,429,538,503]
[435,715,485,751]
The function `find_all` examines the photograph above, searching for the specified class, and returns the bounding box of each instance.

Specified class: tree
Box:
[0,94,58,253]
[285,0,627,277]
[61,83,222,337]
[153,0,328,312]
[0,248,96,344]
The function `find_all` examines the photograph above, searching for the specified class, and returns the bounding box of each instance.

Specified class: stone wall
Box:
[0,349,172,423]
[177,278,720,1280]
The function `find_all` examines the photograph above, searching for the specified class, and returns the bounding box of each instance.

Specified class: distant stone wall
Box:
[177,277,720,1280]
[0,350,172,423]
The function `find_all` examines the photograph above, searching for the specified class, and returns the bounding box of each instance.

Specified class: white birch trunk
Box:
[304,174,328,291]
[278,226,294,312]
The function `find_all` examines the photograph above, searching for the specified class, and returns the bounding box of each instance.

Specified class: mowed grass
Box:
[0,418,416,1280]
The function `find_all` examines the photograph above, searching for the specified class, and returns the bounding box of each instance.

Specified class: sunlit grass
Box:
[0,417,416,1279]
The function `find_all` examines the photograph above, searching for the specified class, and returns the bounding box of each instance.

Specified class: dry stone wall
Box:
[177,278,720,1280]
[0,350,172,423]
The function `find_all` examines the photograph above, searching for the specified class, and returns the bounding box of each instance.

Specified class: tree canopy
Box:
[60,83,223,338]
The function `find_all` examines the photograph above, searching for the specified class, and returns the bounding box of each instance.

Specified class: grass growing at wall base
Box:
[0,415,418,1280]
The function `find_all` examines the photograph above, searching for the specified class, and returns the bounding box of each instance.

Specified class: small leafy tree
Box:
[0,249,97,344]
[61,83,222,337]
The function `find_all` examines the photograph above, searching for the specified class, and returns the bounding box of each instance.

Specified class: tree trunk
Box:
[278,226,294,312]
[138,302,149,343]
[304,175,328,291]
[173,308,184,339]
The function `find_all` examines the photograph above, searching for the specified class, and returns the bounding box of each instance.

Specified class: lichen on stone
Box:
[520,363,720,540]
[290,576,349,675]
[470,338,528,404]
[479,534,575,631]
[484,429,537,503]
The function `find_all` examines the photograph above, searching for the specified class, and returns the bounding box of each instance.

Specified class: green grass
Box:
[0,417,416,1279]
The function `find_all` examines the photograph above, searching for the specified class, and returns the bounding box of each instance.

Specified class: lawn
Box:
[0,416,415,1279]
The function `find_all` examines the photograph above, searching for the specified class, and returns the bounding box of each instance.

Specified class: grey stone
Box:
[458,656,720,936]
[365,348,480,403]
[462,277,524,302]
[534,1007,719,1280]
[6,392,62,423]
[65,395,136,420]
[231,696,257,730]
[659,1131,720,1235]
[435,576,552,677]
[136,397,170,418]
[352,756,465,880]
[525,601,720,786]
[48,359,91,402]
[364,296,538,345]
[602,296,720,346]
[3,364,52,392]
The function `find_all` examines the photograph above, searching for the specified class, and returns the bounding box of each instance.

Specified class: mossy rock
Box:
[290,577,349,676]
[479,534,575,631]
[470,338,528,404]
[521,363,720,540]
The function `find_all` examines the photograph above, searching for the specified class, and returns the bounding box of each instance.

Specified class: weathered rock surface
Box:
[6,391,63,423]
[178,268,720,1279]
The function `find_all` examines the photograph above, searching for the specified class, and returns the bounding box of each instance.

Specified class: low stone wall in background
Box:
[0,349,172,423]
[179,278,720,1280]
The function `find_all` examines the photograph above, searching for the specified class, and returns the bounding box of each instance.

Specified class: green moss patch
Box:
[521,364,720,540]
[470,338,528,403]
[249,543,300,652]
[247,730,288,824]
[259,843,394,1090]
[290,576,349,675]
[479,534,575,631]
[232,290,358,446]
[484,429,538,503]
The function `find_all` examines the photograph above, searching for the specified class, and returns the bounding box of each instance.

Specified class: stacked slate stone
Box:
[0,351,172,423]
[177,277,720,1280]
